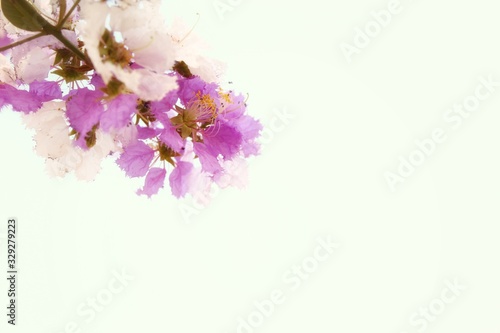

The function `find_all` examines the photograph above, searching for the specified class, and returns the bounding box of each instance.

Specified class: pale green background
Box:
[1,0,499,332]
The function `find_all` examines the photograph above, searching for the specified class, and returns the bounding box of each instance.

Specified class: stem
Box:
[1,0,89,65]
[0,32,46,53]
[44,0,89,65]
[57,0,80,29]
[58,0,67,27]
[50,29,88,63]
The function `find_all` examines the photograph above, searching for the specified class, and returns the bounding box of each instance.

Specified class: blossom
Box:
[0,84,42,113]
[168,18,226,83]
[137,167,166,198]
[115,73,261,199]
[169,161,193,198]
[100,94,137,131]
[22,101,121,180]
[116,141,155,178]
[0,0,261,201]
[65,88,104,148]
[78,0,177,101]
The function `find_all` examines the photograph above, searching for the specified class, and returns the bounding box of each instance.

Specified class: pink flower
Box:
[137,168,167,198]
[100,94,137,131]
[116,141,155,178]
[169,161,193,198]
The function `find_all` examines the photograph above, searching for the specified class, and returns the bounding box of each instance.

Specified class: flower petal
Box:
[202,122,242,158]
[100,94,137,131]
[116,141,155,177]
[193,142,222,174]
[159,122,184,152]
[169,161,193,198]
[29,80,62,101]
[0,84,42,113]
[66,88,104,136]
[137,167,166,197]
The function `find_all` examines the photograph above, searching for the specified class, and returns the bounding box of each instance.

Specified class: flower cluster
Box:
[0,0,261,199]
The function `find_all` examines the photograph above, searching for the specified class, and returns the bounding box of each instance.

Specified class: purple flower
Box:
[100,94,137,131]
[159,122,185,153]
[169,161,193,198]
[202,121,242,158]
[137,127,159,140]
[29,81,63,102]
[66,88,104,146]
[0,0,263,201]
[230,114,262,157]
[193,142,222,174]
[90,75,106,90]
[0,34,12,49]
[116,141,155,177]
[137,167,166,197]
[177,76,211,103]
[0,84,43,113]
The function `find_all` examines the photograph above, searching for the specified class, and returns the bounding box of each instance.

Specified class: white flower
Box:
[13,46,54,83]
[22,101,122,181]
[78,0,177,101]
[214,156,248,189]
[168,18,226,83]
[0,54,16,84]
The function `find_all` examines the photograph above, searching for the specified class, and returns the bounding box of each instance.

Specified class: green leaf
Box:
[1,0,46,32]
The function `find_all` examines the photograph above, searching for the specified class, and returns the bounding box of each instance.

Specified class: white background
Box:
[1,0,500,332]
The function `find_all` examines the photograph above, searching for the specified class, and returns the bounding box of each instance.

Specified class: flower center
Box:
[99,29,133,67]
[170,92,218,140]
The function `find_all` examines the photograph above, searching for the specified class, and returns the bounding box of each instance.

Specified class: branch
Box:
[57,0,80,29]
[0,32,46,53]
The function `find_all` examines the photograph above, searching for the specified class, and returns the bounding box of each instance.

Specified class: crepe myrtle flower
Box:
[117,72,262,198]
[0,0,261,200]
[78,0,177,101]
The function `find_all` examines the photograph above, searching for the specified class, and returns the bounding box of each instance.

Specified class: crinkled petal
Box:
[202,122,242,158]
[0,84,42,113]
[29,80,62,101]
[234,115,262,141]
[0,54,15,84]
[137,127,158,140]
[137,167,166,197]
[169,161,193,198]
[177,76,218,104]
[159,122,184,152]
[232,115,262,157]
[214,157,248,189]
[116,141,155,177]
[151,89,178,114]
[74,131,119,181]
[66,88,104,135]
[100,94,137,131]
[135,69,177,101]
[193,142,222,174]
[114,124,138,147]
[241,141,260,157]
[14,46,53,83]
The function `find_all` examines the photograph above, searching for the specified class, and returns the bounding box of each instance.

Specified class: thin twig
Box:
[58,0,67,27]
[0,32,46,53]
[50,30,87,63]
[57,0,80,29]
